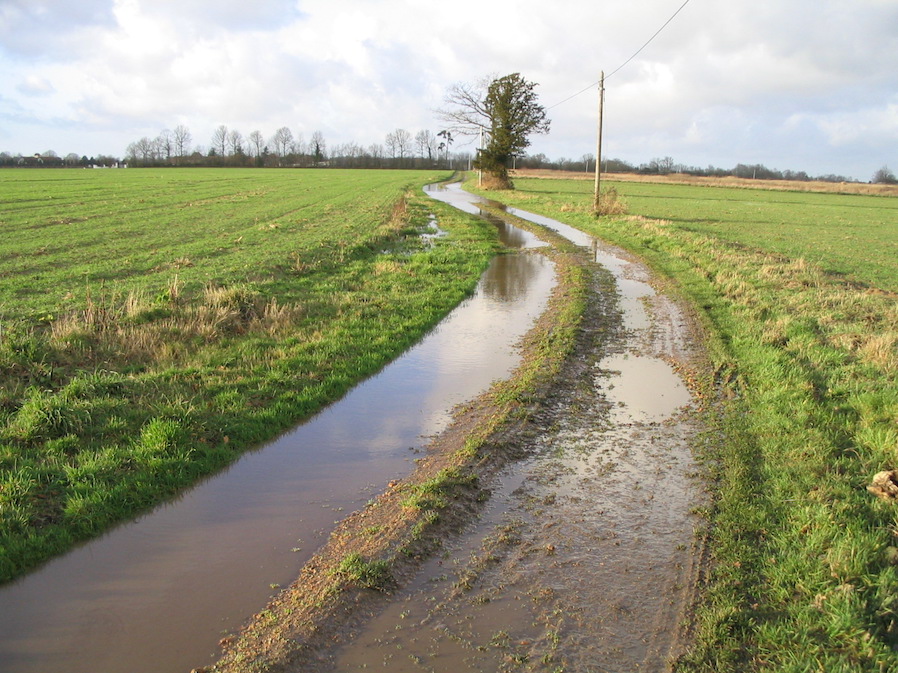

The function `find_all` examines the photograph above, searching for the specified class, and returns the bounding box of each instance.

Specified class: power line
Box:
[547,0,693,110]
[606,0,692,80]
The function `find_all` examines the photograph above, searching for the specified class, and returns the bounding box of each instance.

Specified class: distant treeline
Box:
[0,152,123,168]
[518,154,868,184]
[3,141,892,184]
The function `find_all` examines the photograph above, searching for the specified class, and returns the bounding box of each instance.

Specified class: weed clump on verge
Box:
[593,186,627,216]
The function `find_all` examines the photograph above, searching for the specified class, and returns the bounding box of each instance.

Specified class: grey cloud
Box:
[16,75,55,96]
[0,0,115,56]
[142,0,305,34]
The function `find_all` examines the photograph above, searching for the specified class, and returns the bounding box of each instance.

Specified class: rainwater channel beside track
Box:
[0,186,557,673]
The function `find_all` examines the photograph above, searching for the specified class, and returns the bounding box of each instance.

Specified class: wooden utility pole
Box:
[593,71,605,211]
[478,125,484,186]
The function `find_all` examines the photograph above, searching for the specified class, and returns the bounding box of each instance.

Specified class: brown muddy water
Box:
[0,191,556,673]
[324,189,708,672]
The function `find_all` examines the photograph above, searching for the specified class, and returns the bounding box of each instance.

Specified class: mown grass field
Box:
[0,168,500,582]
[474,177,898,671]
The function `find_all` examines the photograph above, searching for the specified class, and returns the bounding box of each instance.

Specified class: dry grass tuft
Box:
[389,195,408,226]
[48,282,303,365]
[373,259,409,276]
[858,333,898,372]
[593,186,627,216]
[479,173,514,191]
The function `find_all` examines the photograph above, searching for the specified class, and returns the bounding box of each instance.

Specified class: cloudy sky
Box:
[1,0,896,180]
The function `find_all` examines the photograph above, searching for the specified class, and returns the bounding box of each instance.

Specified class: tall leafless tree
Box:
[385,128,412,164]
[248,130,265,158]
[211,125,229,157]
[368,143,384,162]
[310,131,326,164]
[438,73,549,188]
[173,124,192,159]
[271,127,293,159]
[127,136,156,162]
[291,132,306,159]
[227,129,243,157]
[415,129,437,163]
[873,165,897,184]
[156,129,174,162]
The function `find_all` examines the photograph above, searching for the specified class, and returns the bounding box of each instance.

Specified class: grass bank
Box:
[0,168,501,582]
[471,177,898,671]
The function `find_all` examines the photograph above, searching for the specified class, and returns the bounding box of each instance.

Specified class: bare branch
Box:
[435,77,492,136]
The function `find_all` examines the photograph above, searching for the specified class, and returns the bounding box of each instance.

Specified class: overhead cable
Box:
[547,0,693,110]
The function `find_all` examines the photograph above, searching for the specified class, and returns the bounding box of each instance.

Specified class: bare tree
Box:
[310,131,326,164]
[385,131,399,159]
[227,129,243,157]
[211,125,228,157]
[414,129,437,163]
[173,124,192,159]
[271,126,293,159]
[396,129,412,160]
[368,143,384,163]
[438,73,549,188]
[873,165,897,184]
[581,153,595,172]
[340,142,363,167]
[156,129,174,162]
[248,130,265,158]
[127,137,156,163]
[385,128,412,164]
[291,132,306,159]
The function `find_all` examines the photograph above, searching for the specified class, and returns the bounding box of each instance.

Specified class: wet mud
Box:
[322,208,711,671]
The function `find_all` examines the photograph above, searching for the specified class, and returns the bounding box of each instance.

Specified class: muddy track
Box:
[207,201,711,673]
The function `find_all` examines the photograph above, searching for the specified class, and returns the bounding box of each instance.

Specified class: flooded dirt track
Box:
[305,185,711,672]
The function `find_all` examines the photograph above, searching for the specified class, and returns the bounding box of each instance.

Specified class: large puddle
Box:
[0,186,557,673]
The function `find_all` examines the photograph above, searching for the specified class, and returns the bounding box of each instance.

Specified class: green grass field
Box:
[473,177,898,672]
[0,168,500,582]
[510,178,898,293]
